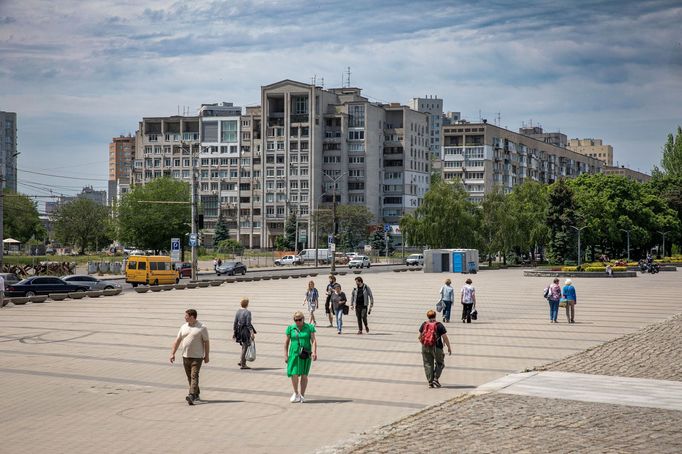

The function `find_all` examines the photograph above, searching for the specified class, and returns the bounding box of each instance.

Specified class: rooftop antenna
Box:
[497,112,501,127]
[346,66,351,88]
[478,110,482,122]
[321,77,324,88]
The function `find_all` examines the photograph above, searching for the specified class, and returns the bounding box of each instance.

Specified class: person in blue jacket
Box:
[561,279,577,324]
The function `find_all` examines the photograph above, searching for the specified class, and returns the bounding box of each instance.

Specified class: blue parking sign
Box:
[171,239,180,251]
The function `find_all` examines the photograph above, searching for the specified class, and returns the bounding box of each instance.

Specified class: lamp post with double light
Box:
[323,171,348,273]
[619,228,631,262]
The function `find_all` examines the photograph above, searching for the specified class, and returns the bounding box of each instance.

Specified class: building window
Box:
[221,120,238,143]
[348,105,365,128]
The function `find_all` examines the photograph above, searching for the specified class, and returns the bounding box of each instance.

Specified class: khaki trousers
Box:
[183,357,203,397]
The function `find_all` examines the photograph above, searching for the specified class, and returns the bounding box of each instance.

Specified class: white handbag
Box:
[245,341,256,362]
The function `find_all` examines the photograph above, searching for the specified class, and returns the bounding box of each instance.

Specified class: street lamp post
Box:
[182,142,198,281]
[569,225,587,267]
[619,228,631,262]
[323,171,348,273]
[657,231,670,258]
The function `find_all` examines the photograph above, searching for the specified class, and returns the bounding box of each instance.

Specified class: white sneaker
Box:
[290,393,300,403]
[299,395,305,403]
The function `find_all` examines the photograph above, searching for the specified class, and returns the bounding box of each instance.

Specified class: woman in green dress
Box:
[284,311,317,403]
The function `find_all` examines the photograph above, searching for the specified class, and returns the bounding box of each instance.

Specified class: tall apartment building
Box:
[0,111,18,191]
[567,138,613,166]
[108,135,135,205]
[519,125,568,149]
[442,122,603,202]
[408,96,443,159]
[129,80,429,249]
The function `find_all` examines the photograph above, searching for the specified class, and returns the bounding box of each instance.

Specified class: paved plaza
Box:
[1,269,680,453]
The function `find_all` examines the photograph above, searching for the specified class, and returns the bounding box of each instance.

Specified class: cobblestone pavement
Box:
[540,314,682,381]
[321,313,682,454]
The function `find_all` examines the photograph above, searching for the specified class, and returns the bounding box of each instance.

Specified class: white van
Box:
[298,249,331,264]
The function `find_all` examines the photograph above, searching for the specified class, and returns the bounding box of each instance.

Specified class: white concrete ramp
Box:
[477,371,682,411]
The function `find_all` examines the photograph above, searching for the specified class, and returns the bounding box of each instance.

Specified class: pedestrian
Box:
[217,257,223,267]
[213,257,218,271]
[303,280,319,326]
[330,283,348,334]
[419,309,452,388]
[169,309,210,405]
[0,273,5,308]
[350,276,374,334]
[460,278,476,323]
[284,311,317,403]
[324,275,336,327]
[546,278,561,323]
[233,298,256,369]
[562,279,577,324]
[439,278,454,323]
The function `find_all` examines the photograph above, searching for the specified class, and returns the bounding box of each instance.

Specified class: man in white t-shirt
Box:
[170,309,210,405]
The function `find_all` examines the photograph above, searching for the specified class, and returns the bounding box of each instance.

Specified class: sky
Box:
[1,0,681,207]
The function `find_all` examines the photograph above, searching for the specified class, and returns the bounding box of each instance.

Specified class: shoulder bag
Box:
[297,328,311,360]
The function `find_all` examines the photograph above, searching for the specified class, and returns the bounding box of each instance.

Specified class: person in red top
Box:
[418,310,452,388]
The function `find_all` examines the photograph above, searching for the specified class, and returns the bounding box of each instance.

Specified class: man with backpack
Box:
[418,309,452,388]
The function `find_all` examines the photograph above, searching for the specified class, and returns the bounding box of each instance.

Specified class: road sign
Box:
[328,234,334,246]
[170,238,180,261]
[330,243,336,252]
[299,229,307,242]
[384,223,391,233]
[189,233,198,247]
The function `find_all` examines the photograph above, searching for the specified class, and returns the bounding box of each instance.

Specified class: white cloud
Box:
[1,0,681,197]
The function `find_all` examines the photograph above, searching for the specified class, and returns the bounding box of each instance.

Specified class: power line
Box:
[18,168,109,182]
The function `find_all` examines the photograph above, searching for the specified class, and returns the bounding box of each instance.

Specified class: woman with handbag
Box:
[233,298,256,369]
[460,278,476,323]
[284,311,317,403]
[439,278,454,323]
[330,283,348,335]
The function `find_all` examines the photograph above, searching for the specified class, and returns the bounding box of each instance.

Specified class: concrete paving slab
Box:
[1,269,681,453]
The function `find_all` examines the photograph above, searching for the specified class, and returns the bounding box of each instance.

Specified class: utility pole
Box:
[619,228,631,262]
[191,144,198,281]
[324,171,348,273]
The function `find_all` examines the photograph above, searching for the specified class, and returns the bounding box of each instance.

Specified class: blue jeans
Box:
[548,299,559,321]
[442,300,453,321]
[335,307,344,332]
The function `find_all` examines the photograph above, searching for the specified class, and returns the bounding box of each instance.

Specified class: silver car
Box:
[62,275,122,290]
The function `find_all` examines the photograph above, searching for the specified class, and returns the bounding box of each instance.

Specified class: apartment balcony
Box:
[290,114,309,124]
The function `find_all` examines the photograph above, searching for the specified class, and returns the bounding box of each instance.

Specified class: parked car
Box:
[0,272,21,287]
[348,255,371,269]
[62,275,122,290]
[216,261,247,276]
[5,276,89,297]
[334,252,349,265]
[345,252,359,259]
[274,255,303,266]
[174,262,193,278]
[405,254,424,266]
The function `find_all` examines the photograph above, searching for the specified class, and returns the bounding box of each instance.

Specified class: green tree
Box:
[369,226,394,255]
[653,126,682,177]
[213,213,230,244]
[52,198,111,254]
[479,186,512,265]
[215,238,243,255]
[311,207,334,248]
[284,212,297,251]
[3,190,45,243]
[506,181,549,264]
[399,180,477,248]
[567,173,679,259]
[336,204,374,251]
[646,175,682,253]
[117,178,190,252]
[546,178,577,263]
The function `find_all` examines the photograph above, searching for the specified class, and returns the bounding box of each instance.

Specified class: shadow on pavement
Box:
[302,399,353,404]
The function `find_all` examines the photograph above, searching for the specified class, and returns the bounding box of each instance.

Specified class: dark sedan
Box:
[216,261,247,276]
[5,276,90,297]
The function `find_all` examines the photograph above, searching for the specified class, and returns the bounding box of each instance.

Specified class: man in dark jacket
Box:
[350,276,374,334]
